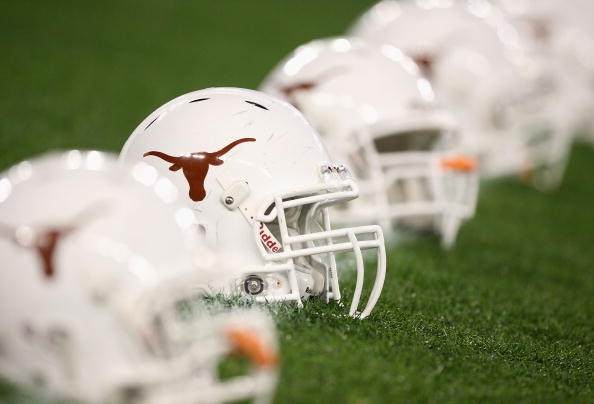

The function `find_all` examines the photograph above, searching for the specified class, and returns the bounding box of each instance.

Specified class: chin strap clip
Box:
[220,180,251,210]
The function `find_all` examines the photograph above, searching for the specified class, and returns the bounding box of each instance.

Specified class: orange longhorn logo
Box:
[281,81,318,107]
[144,138,256,202]
[0,203,109,280]
[278,66,349,108]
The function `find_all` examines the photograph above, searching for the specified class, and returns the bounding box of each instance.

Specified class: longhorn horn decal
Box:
[279,66,349,107]
[143,151,182,171]
[0,202,109,280]
[207,137,256,159]
[144,137,256,202]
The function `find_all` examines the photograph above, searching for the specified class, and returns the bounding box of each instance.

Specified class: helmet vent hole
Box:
[263,203,275,216]
[244,100,269,110]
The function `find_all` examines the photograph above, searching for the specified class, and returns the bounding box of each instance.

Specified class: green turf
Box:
[1,1,593,403]
[271,143,594,403]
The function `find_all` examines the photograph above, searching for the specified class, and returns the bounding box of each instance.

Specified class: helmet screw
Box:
[224,196,234,205]
[244,275,265,295]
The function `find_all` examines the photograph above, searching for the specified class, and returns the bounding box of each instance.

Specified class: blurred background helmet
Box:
[350,0,575,191]
[119,87,386,319]
[492,0,594,145]
[260,37,478,249]
[0,151,279,403]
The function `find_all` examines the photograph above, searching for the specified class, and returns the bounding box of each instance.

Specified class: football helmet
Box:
[119,87,386,319]
[260,37,479,249]
[0,151,278,403]
[350,0,575,190]
[492,0,594,144]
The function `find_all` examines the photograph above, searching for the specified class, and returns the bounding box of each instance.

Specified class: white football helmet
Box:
[260,37,479,249]
[120,87,386,319]
[0,151,278,404]
[492,0,594,144]
[350,0,575,190]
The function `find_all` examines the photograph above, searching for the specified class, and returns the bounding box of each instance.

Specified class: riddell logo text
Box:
[259,222,281,253]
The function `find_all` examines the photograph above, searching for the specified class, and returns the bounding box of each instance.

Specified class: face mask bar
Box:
[375,151,478,219]
[111,278,278,404]
[336,125,478,247]
[251,173,386,319]
[110,335,277,404]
